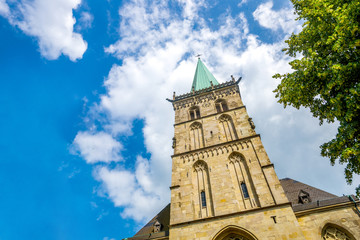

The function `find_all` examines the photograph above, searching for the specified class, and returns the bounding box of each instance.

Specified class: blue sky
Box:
[0,0,358,239]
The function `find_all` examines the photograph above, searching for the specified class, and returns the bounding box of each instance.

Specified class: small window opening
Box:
[189,107,200,120]
[215,100,228,113]
[200,191,207,207]
[298,190,311,204]
[196,109,200,118]
[222,103,228,111]
[216,104,221,113]
[241,182,249,199]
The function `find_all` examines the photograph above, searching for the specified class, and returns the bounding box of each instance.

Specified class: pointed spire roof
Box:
[191,58,219,91]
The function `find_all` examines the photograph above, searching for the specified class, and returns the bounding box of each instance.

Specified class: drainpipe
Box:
[348,195,360,215]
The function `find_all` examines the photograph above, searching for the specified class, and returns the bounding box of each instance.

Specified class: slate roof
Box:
[279,178,337,206]
[124,178,356,240]
[125,204,170,240]
[191,58,219,91]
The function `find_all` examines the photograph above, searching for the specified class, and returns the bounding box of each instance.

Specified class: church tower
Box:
[167,58,306,239]
[127,59,360,240]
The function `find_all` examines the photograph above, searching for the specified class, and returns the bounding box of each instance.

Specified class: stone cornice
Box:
[172,135,260,163]
[167,81,240,110]
[169,202,291,228]
[294,199,360,217]
[167,79,240,102]
[173,105,246,126]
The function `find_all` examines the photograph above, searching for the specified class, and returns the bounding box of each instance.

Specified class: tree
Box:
[273,0,360,196]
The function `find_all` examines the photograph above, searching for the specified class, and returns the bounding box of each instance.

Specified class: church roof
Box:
[191,58,219,91]
[125,204,170,240]
[280,178,337,206]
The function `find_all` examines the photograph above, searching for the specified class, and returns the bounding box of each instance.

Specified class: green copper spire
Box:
[191,58,219,91]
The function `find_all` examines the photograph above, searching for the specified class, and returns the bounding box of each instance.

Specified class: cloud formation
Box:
[73,131,122,164]
[96,156,164,222]
[253,1,301,33]
[0,0,9,17]
[73,0,357,224]
[1,0,87,61]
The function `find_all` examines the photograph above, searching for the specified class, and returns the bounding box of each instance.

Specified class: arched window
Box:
[241,182,249,199]
[322,224,355,240]
[219,114,238,141]
[190,122,205,150]
[212,225,258,240]
[223,234,252,240]
[200,191,207,207]
[193,160,214,218]
[215,99,228,113]
[228,152,259,210]
[189,106,201,120]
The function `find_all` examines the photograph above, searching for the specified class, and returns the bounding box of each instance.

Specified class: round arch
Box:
[212,225,258,240]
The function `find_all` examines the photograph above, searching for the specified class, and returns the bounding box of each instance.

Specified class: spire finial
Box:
[195,54,201,59]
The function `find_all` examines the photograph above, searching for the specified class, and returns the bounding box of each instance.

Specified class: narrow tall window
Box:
[190,111,195,120]
[189,106,200,120]
[193,160,213,218]
[229,152,260,210]
[215,99,228,113]
[241,182,249,199]
[219,114,238,141]
[190,122,204,149]
[216,104,221,113]
[200,191,207,207]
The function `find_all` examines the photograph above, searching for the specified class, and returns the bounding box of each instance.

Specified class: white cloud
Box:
[238,0,248,7]
[77,11,93,30]
[177,0,205,19]
[72,131,122,164]
[0,0,9,17]
[95,157,167,222]
[1,0,87,61]
[253,1,301,34]
[73,0,358,224]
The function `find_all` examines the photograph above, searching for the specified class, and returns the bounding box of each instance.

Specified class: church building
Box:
[125,59,360,240]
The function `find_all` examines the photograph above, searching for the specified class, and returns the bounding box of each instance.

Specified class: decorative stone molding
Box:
[193,160,208,172]
[172,84,239,110]
[322,225,353,240]
[219,114,232,123]
[228,152,245,164]
[179,140,251,164]
[190,121,202,130]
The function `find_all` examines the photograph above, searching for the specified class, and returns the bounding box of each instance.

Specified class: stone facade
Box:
[168,80,307,240]
[126,66,360,240]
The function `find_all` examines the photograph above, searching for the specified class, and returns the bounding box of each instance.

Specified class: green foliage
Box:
[273,0,360,193]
